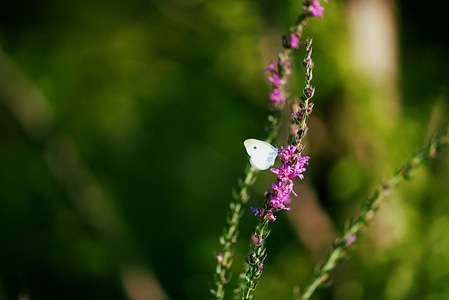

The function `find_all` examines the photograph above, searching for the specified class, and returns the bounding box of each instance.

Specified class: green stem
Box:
[211,110,281,300]
[299,127,449,300]
[240,219,270,300]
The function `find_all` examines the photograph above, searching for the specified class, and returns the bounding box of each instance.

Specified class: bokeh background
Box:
[1,0,449,299]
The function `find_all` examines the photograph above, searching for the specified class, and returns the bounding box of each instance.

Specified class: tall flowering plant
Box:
[240,37,316,299]
[210,0,449,299]
[211,1,326,299]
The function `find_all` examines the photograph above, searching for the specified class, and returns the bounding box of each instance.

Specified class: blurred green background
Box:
[0,0,449,299]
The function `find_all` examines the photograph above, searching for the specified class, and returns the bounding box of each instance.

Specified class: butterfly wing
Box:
[244,139,278,170]
[249,151,277,170]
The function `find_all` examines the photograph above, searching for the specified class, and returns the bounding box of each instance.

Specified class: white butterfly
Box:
[244,139,278,170]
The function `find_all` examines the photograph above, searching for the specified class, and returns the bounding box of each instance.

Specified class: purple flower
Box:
[265,62,287,105]
[290,34,299,49]
[309,0,325,18]
[250,146,309,222]
[282,34,300,49]
[264,61,276,73]
[268,181,292,211]
[251,206,264,217]
[259,146,310,219]
[273,146,309,180]
[265,210,276,222]
[345,235,357,246]
[270,88,285,104]
[251,233,263,246]
[268,73,285,86]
